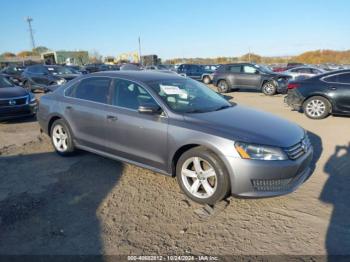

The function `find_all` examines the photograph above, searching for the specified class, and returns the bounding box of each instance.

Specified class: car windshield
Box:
[48,66,75,75]
[0,76,14,88]
[255,64,272,74]
[147,78,233,113]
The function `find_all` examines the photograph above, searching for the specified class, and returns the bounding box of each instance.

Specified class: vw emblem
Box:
[9,100,16,106]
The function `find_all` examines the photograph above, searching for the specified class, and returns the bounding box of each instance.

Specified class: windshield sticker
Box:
[160,85,188,98]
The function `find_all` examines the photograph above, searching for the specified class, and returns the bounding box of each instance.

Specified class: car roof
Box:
[88,70,184,82]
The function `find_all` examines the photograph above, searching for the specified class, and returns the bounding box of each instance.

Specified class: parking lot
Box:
[0,89,349,255]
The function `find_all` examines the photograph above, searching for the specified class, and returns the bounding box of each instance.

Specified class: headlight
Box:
[56,79,66,85]
[235,142,287,161]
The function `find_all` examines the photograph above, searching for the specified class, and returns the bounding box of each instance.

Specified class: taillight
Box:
[288,83,300,89]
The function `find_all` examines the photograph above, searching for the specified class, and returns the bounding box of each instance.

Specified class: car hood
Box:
[184,105,304,148]
[0,86,28,99]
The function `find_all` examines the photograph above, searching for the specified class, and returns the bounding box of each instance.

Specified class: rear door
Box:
[225,65,242,88]
[63,77,112,151]
[104,78,169,171]
[323,73,350,113]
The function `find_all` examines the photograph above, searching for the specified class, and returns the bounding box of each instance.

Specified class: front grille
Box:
[251,178,293,191]
[0,96,28,107]
[284,136,311,160]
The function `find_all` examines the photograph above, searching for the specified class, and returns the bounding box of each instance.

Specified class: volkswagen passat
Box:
[37,71,314,204]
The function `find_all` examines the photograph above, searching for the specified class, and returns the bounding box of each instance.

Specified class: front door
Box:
[104,78,168,171]
[240,65,262,89]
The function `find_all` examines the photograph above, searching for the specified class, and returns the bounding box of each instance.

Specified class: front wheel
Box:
[217,80,229,93]
[176,147,230,205]
[303,96,331,119]
[262,81,277,96]
[50,119,75,155]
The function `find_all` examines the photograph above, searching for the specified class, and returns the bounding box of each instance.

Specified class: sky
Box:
[1,0,349,59]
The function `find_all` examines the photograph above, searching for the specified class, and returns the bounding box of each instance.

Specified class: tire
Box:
[176,147,230,205]
[203,76,211,84]
[50,119,75,156]
[217,80,229,93]
[262,81,277,96]
[303,96,331,119]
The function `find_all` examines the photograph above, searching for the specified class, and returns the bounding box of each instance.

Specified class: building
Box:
[41,51,89,65]
[141,55,160,66]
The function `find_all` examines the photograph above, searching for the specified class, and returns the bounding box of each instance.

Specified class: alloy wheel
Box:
[52,124,68,152]
[306,99,326,118]
[263,83,275,95]
[181,157,217,199]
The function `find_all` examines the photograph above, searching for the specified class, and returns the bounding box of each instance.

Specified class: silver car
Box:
[37,71,314,204]
[284,66,325,81]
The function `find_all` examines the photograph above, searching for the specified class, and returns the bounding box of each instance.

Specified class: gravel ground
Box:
[0,90,349,255]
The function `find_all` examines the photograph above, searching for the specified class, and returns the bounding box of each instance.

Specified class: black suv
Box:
[212,63,291,95]
[21,65,80,92]
[177,64,216,84]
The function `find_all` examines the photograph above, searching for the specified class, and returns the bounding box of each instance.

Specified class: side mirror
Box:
[255,70,260,74]
[138,104,161,114]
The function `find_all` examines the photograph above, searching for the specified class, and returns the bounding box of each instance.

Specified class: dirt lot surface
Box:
[0,90,349,255]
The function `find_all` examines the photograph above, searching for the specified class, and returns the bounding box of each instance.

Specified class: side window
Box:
[337,73,350,84]
[228,65,241,73]
[243,65,257,74]
[66,77,111,104]
[113,79,157,110]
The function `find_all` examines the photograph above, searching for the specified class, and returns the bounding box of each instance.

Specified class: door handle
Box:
[106,115,118,121]
[329,86,337,90]
[66,106,72,110]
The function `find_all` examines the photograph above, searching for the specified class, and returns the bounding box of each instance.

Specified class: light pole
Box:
[138,36,142,66]
[25,17,36,50]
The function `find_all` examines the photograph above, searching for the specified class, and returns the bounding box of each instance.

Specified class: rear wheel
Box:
[50,119,75,155]
[217,80,229,93]
[176,147,230,205]
[303,96,331,119]
[262,81,277,96]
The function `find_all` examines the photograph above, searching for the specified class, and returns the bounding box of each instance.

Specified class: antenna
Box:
[25,17,35,50]
[138,36,142,65]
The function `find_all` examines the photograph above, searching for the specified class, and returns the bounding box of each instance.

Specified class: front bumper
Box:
[224,147,313,197]
[275,79,289,94]
[0,102,38,121]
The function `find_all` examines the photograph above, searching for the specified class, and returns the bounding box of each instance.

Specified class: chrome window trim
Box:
[321,72,350,85]
[63,75,168,118]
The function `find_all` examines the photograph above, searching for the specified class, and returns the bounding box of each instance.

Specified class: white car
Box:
[284,66,325,81]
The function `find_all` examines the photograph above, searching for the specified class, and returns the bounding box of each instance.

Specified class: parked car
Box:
[177,64,215,84]
[285,69,350,119]
[1,65,26,85]
[21,65,80,92]
[284,66,325,81]
[83,64,102,73]
[0,74,37,121]
[38,71,313,204]
[65,65,88,75]
[212,63,291,95]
